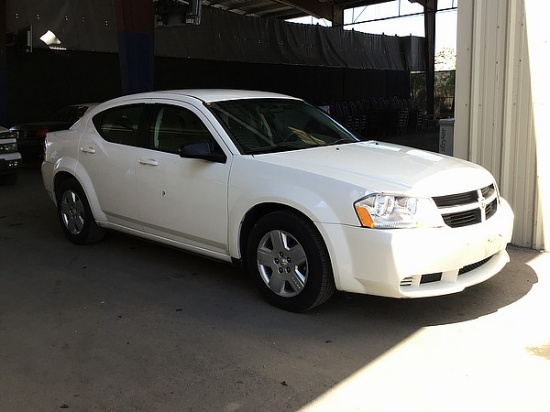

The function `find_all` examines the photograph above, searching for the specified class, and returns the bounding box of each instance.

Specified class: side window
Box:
[149,105,222,154]
[93,105,143,147]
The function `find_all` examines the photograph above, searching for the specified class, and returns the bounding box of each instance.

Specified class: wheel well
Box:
[238,203,316,267]
[53,172,78,200]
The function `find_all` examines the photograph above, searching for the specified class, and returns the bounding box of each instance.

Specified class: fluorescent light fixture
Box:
[40,30,61,46]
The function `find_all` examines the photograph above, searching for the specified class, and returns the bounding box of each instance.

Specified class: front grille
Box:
[485,198,498,220]
[433,190,478,207]
[400,255,494,289]
[442,209,481,228]
[459,256,493,275]
[420,273,442,284]
[434,184,498,228]
[481,185,496,198]
[400,277,414,287]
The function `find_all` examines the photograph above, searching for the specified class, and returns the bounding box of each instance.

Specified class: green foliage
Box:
[410,70,456,117]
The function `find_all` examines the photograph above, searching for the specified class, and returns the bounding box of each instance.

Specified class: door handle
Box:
[139,158,159,166]
[80,146,96,154]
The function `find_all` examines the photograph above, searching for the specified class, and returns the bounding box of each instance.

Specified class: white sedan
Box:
[41,90,514,312]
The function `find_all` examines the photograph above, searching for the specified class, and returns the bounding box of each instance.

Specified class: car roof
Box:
[105,89,301,105]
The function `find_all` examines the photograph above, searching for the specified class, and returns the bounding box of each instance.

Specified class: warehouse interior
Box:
[1,2,549,411]
[2,0,548,249]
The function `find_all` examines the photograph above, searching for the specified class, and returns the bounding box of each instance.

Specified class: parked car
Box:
[41,90,514,312]
[10,103,96,161]
[0,126,22,185]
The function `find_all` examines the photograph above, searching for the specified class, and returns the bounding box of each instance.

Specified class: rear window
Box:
[93,105,144,147]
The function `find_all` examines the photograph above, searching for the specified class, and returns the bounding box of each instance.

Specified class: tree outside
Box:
[411,46,456,117]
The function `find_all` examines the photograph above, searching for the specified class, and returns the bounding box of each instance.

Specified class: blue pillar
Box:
[114,0,155,95]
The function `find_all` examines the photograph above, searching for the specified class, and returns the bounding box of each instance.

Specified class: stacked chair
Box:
[328,97,423,139]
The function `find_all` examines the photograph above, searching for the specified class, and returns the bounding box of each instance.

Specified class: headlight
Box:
[0,142,18,153]
[354,193,444,229]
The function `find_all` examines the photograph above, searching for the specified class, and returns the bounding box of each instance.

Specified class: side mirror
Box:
[179,141,226,164]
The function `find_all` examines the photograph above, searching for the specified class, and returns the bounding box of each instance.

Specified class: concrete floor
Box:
[1,167,549,412]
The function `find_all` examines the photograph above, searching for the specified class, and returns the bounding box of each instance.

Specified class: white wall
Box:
[455,0,547,250]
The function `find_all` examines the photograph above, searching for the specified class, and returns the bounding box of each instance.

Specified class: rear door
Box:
[78,104,147,230]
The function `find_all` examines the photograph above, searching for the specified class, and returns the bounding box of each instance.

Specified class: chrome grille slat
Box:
[433,190,478,207]
[442,209,481,228]
[481,185,495,198]
[486,198,498,220]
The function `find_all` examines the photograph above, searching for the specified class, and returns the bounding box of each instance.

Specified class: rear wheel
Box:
[56,178,105,244]
[247,211,335,312]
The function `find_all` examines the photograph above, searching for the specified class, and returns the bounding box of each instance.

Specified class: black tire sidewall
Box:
[247,211,333,312]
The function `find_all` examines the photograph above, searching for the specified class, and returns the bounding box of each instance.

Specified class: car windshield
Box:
[208,99,361,154]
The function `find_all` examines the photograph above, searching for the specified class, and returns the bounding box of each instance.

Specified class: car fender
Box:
[71,160,108,224]
[227,158,360,262]
[230,194,353,289]
[51,157,108,224]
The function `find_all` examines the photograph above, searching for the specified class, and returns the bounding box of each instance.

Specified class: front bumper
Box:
[0,152,22,174]
[321,198,514,298]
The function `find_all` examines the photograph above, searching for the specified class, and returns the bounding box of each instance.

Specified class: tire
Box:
[56,178,105,245]
[247,211,335,312]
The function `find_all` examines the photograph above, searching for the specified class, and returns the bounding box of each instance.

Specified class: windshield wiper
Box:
[245,144,297,155]
[329,138,356,146]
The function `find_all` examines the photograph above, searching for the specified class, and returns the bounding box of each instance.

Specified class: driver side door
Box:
[135,103,232,258]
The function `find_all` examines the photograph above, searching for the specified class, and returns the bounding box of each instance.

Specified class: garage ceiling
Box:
[202,0,397,22]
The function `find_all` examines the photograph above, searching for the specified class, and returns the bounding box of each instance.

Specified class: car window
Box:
[93,105,144,147]
[149,105,222,155]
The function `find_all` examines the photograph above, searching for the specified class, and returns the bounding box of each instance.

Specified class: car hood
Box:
[252,141,496,196]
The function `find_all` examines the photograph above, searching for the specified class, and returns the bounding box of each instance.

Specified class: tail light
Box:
[34,126,49,139]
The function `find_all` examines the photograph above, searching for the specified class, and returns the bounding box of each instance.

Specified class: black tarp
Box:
[5,0,419,125]
[155,7,425,71]
[7,0,425,71]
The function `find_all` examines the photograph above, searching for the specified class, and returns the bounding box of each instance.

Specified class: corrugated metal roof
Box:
[202,0,395,21]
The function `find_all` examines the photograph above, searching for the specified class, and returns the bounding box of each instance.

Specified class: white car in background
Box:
[0,126,22,185]
[41,90,514,312]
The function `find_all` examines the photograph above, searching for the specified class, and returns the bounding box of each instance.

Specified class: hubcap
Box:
[256,230,308,297]
[60,190,85,235]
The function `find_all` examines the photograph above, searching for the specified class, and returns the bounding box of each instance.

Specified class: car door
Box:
[78,103,146,230]
[135,102,232,258]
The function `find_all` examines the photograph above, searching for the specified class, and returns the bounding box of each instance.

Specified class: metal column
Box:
[114,0,155,95]
[424,0,437,116]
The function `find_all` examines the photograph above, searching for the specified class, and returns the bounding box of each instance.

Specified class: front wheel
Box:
[56,178,105,245]
[247,211,335,312]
